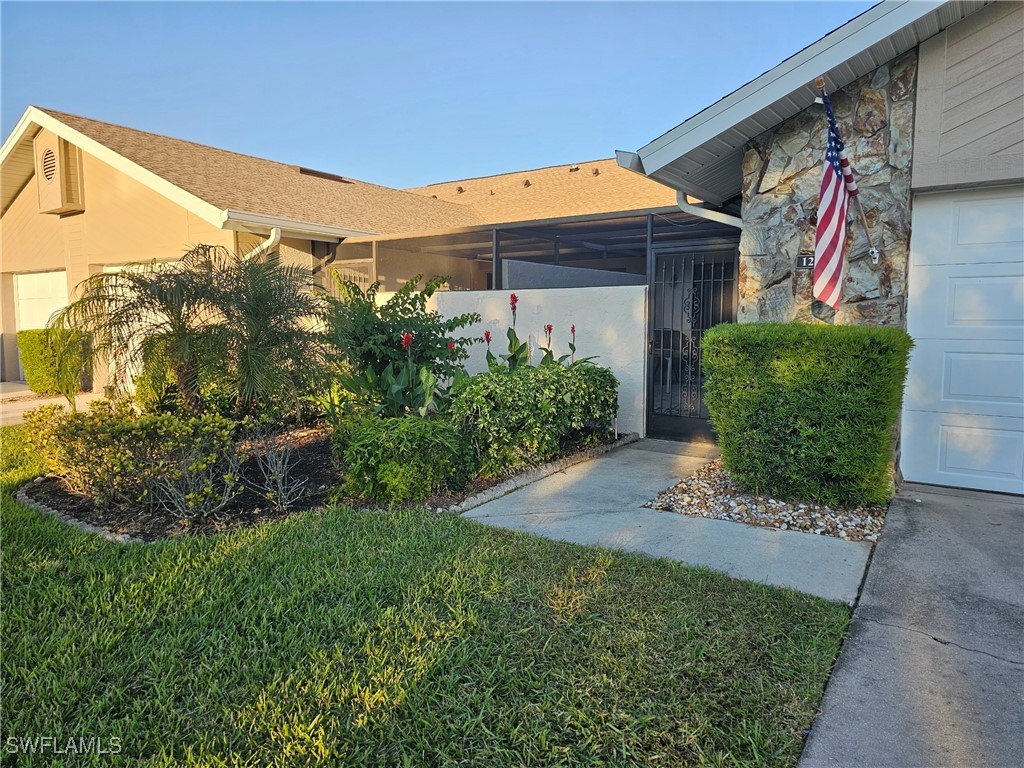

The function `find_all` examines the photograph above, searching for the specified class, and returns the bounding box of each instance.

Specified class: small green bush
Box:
[702,323,912,505]
[16,329,88,396]
[343,416,475,504]
[25,401,241,518]
[451,364,619,478]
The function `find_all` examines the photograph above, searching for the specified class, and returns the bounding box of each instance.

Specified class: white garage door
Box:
[15,270,68,330]
[901,186,1024,494]
[14,270,68,380]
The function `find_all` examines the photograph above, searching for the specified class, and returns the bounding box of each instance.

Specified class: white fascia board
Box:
[15,107,229,229]
[221,209,375,241]
[638,0,944,176]
[0,108,41,165]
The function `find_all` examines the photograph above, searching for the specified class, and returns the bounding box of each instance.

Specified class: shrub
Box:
[324,274,479,416]
[701,322,912,505]
[451,364,619,478]
[24,401,241,518]
[329,405,374,469]
[325,273,480,382]
[244,424,307,512]
[17,329,88,397]
[342,417,475,504]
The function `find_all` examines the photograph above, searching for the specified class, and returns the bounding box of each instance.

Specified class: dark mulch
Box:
[23,431,621,542]
[25,428,341,542]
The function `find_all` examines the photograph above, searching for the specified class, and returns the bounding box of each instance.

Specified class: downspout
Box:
[675,192,743,229]
[242,226,282,261]
[616,150,744,230]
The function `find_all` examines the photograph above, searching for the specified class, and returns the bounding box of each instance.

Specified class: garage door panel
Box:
[906,339,1024,418]
[903,186,1024,493]
[14,271,68,330]
[901,411,1024,494]
[907,263,1024,340]
[910,188,1024,266]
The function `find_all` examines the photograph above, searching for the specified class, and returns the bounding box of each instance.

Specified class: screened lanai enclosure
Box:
[330,207,739,440]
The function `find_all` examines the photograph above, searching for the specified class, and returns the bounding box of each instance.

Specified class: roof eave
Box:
[221,210,377,241]
[636,1,947,177]
[4,106,230,228]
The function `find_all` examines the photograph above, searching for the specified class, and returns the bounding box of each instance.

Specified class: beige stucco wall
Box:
[913,1,1024,190]
[235,232,316,270]
[0,142,235,380]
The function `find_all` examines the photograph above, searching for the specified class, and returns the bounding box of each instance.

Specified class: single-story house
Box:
[617,0,1023,493]
[2,107,729,390]
[2,0,1020,492]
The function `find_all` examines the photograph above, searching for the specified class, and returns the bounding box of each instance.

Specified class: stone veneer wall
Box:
[738,50,917,327]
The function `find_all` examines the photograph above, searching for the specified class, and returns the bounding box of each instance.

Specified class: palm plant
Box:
[48,245,221,416]
[50,243,326,420]
[208,246,327,418]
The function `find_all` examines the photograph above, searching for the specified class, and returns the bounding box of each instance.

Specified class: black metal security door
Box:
[647,246,738,440]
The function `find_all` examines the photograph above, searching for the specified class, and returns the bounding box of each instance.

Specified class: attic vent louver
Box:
[42,149,57,181]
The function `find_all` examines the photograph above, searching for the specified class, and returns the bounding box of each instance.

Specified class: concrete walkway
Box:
[799,485,1024,768]
[0,382,103,425]
[464,439,872,604]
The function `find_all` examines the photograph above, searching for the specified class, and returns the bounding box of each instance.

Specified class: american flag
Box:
[812,90,859,309]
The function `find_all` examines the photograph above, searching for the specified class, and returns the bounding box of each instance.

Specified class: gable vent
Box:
[34,131,84,214]
[41,149,57,181]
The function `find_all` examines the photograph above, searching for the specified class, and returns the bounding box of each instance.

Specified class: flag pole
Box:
[816,77,880,264]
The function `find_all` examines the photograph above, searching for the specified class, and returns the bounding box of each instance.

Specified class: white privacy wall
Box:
[431,286,648,437]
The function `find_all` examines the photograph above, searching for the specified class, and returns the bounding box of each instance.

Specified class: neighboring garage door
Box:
[14,270,68,380]
[902,186,1024,494]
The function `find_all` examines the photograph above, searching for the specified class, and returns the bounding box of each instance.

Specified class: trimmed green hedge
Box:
[451,364,619,478]
[343,416,475,504]
[16,329,88,396]
[702,323,912,505]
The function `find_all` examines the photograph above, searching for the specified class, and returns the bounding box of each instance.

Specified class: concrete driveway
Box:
[464,439,873,604]
[1,392,104,425]
[799,484,1024,768]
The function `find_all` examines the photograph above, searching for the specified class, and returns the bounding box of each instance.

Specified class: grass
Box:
[1,424,850,767]
[1,424,44,492]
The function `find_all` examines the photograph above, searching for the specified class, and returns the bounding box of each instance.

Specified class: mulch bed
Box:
[22,429,622,542]
[26,428,341,542]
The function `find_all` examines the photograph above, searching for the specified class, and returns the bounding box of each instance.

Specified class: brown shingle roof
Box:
[38,108,481,235]
[405,158,678,224]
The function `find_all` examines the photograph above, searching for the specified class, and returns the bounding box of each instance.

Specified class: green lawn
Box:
[1,425,849,767]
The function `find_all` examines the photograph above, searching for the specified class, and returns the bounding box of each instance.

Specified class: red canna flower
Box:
[509,293,519,311]
[447,340,455,353]
[545,324,553,334]
[571,324,576,336]
[401,331,413,349]
[484,330,492,345]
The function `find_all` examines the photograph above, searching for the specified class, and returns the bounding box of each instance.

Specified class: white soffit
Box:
[623,0,988,204]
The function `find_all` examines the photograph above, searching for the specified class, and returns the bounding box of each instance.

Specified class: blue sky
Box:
[2,1,873,189]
